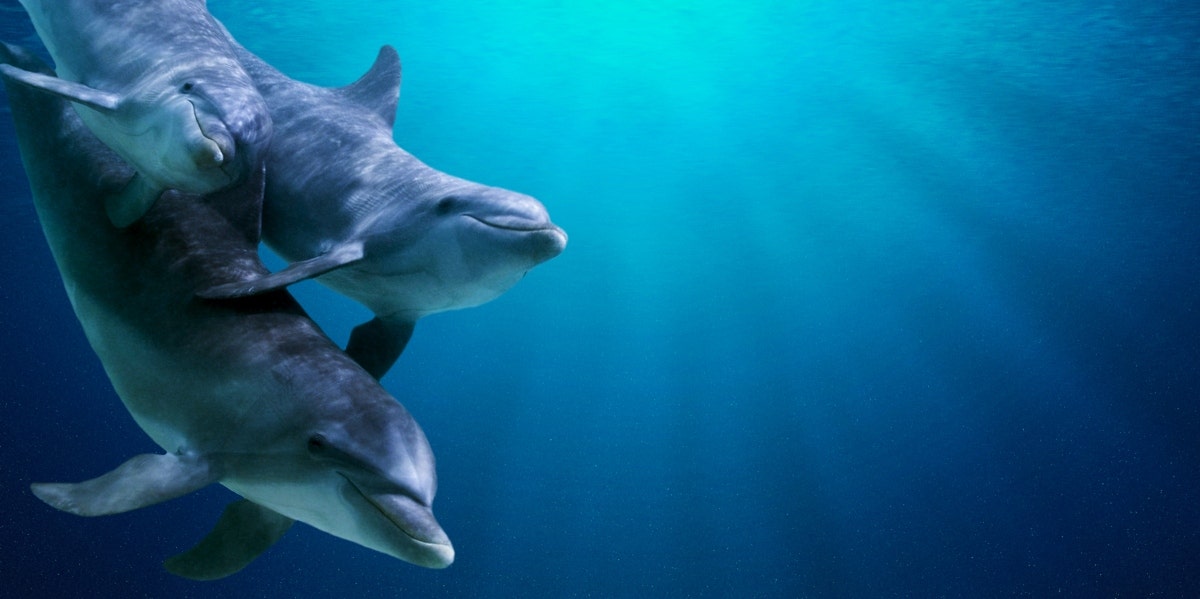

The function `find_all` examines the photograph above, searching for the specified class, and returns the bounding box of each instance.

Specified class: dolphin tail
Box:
[164,499,295,581]
[30,453,217,517]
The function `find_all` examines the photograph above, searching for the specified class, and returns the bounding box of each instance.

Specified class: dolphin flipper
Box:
[196,242,365,300]
[106,172,163,228]
[30,453,216,517]
[345,317,416,379]
[0,64,120,112]
[164,499,295,581]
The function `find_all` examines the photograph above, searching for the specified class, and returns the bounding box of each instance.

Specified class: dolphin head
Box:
[352,171,568,317]
[136,68,272,193]
[221,378,452,569]
[422,181,568,307]
[303,400,453,569]
[179,73,272,182]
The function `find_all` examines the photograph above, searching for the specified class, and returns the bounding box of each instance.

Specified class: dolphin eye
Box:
[180,82,195,93]
[307,434,329,454]
[435,196,458,215]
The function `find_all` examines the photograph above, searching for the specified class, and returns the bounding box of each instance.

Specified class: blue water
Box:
[2,1,1198,596]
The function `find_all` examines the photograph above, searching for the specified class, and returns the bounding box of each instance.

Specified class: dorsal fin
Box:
[336,45,401,128]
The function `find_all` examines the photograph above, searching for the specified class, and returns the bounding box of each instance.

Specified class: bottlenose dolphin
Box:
[200,35,567,379]
[1,44,450,579]
[1,0,271,227]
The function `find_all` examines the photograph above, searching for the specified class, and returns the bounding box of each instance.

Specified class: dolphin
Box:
[0,0,271,227]
[199,34,567,379]
[1,43,451,579]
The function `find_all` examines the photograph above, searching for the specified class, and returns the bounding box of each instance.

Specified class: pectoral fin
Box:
[164,499,294,581]
[346,316,416,379]
[196,242,365,299]
[106,173,163,228]
[0,64,121,112]
[31,453,216,517]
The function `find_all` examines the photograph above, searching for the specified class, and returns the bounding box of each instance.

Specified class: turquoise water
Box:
[1,1,1198,596]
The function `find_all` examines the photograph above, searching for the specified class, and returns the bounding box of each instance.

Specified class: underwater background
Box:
[1,0,1198,596]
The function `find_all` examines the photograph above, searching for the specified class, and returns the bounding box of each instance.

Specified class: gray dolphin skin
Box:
[1,0,271,227]
[200,32,567,379]
[1,44,451,579]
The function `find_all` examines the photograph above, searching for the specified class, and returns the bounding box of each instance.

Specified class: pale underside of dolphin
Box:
[199,30,567,379]
[1,0,271,227]
[1,43,451,579]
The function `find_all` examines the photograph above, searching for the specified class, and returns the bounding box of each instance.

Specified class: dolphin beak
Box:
[347,478,455,568]
[187,101,235,172]
[369,492,455,568]
[456,191,568,261]
[189,137,225,169]
[532,224,568,262]
[464,212,556,232]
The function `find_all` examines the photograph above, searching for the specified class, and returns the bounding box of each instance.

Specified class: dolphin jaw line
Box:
[338,472,440,546]
[463,213,557,233]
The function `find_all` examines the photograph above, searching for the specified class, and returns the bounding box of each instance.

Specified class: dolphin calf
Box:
[1,0,271,227]
[1,44,450,579]
[200,35,567,379]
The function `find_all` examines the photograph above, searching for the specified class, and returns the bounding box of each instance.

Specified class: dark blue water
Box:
[2,1,1198,597]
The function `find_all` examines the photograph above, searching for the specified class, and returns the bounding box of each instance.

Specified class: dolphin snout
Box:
[530,223,568,262]
[360,490,455,568]
[446,187,568,264]
[189,136,225,169]
[189,108,236,169]
[456,190,557,230]
[421,539,455,569]
[188,87,271,180]
[372,492,449,542]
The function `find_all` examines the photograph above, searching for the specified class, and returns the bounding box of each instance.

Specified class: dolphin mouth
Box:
[463,213,561,233]
[341,474,454,567]
[187,99,237,179]
[463,213,569,262]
